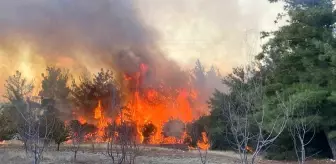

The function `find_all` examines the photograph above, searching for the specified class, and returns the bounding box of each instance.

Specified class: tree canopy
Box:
[206,0,336,160]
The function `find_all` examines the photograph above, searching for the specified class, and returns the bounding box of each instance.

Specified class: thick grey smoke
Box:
[0,0,188,90]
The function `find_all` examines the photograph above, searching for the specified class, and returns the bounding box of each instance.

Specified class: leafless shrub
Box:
[12,97,56,164]
[104,106,140,164]
[105,121,140,164]
[289,116,316,164]
[281,95,320,164]
[68,120,86,161]
[221,65,288,164]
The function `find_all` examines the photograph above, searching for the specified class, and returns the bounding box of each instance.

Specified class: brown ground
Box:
[0,141,334,164]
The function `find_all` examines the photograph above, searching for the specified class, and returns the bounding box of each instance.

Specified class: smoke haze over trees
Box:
[0,0,282,98]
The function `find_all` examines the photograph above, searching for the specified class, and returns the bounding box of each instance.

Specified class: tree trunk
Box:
[300,138,305,164]
[328,138,336,159]
[74,151,77,160]
[57,143,60,151]
[23,140,28,154]
[325,131,336,159]
[34,146,40,164]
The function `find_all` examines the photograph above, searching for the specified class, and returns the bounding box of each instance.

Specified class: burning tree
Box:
[67,57,214,148]
[142,122,157,144]
[71,69,121,141]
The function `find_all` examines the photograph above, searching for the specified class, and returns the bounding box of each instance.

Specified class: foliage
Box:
[40,66,71,117]
[68,120,91,160]
[3,71,33,102]
[208,63,289,164]
[256,0,336,159]
[68,120,87,140]
[0,107,16,140]
[71,69,121,118]
[52,118,70,151]
[40,66,70,100]
[186,116,210,147]
[10,98,56,164]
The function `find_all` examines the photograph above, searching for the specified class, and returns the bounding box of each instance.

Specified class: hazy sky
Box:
[136,0,283,72]
[0,0,283,98]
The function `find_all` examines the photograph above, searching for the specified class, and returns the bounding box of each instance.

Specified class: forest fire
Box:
[72,62,210,148]
[197,132,210,150]
[93,100,111,142]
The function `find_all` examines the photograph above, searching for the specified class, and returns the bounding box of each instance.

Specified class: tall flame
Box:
[94,100,110,142]
[74,63,209,145]
[197,132,210,150]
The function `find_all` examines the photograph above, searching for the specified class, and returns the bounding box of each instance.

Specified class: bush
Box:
[186,116,210,147]
[142,123,157,144]
[0,108,16,140]
[264,151,297,161]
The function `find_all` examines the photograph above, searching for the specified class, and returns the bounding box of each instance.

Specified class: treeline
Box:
[197,0,336,163]
[0,57,222,163]
[0,68,141,163]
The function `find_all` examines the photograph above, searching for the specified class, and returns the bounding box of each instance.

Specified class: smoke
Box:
[0,0,283,99]
[0,0,189,95]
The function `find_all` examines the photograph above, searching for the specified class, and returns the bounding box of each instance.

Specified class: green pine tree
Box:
[258,0,336,159]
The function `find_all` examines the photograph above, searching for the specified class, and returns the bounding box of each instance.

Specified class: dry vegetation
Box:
[0,140,333,164]
[0,140,238,164]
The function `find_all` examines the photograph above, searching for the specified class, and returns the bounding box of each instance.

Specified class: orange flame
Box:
[94,100,110,142]
[78,116,87,124]
[197,132,210,150]
[94,101,102,119]
[72,63,209,145]
[245,146,253,153]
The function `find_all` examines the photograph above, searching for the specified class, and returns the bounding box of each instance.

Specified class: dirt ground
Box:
[0,141,334,164]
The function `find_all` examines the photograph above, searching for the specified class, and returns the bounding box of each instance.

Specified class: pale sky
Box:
[136,0,283,72]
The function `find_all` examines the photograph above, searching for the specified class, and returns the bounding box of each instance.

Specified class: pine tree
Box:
[258,0,336,159]
[40,66,71,117]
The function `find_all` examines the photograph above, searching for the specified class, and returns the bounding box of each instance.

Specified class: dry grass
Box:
[0,140,239,164]
[1,140,331,164]
[0,148,238,164]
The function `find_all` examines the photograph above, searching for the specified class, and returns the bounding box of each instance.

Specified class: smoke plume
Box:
[0,0,284,99]
[0,0,188,95]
